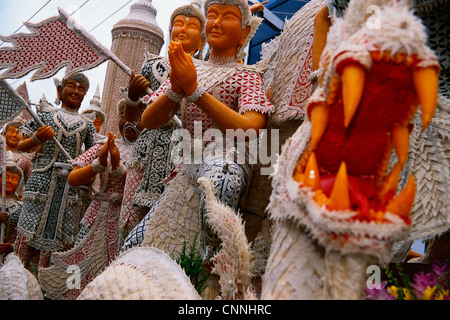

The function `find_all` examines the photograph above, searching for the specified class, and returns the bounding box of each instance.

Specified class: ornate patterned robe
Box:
[38,139,133,300]
[16,105,96,253]
[119,55,179,233]
[3,198,22,244]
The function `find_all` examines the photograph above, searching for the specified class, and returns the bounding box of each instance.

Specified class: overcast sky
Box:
[0,0,188,112]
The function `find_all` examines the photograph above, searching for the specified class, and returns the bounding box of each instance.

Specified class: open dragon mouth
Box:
[293,50,438,224]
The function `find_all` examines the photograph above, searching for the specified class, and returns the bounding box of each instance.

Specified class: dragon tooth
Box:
[405,54,417,68]
[392,123,410,167]
[293,150,311,183]
[313,190,328,206]
[382,51,391,63]
[385,174,415,219]
[374,211,384,223]
[266,84,273,100]
[327,162,351,211]
[374,134,394,185]
[393,53,406,64]
[293,171,304,184]
[326,75,340,105]
[412,66,438,130]
[341,64,365,128]
[371,51,382,63]
[303,152,322,190]
[309,102,329,151]
[378,162,401,203]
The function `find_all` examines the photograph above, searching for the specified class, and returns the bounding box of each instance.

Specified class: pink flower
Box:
[412,271,434,297]
[430,261,450,288]
[365,281,396,300]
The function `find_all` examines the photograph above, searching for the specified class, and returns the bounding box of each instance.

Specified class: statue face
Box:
[4,125,21,149]
[171,15,204,56]
[58,79,87,110]
[1,171,20,196]
[205,4,244,56]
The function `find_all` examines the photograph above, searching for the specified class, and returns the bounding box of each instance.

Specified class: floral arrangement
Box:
[365,262,450,300]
